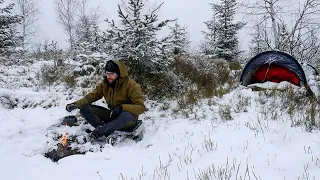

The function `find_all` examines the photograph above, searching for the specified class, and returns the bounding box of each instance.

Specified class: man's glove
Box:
[65,103,77,112]
[110,105,122,119]
[91,124,107,138]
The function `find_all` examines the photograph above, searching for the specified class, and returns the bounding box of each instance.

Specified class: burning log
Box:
[44,134,84,162]
[59,132,68,147]
[44,144,84,162]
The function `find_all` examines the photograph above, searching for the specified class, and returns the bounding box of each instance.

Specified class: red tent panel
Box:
[255,64,300,86]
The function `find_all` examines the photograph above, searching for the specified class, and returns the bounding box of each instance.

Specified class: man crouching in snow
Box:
[65,60,145,138]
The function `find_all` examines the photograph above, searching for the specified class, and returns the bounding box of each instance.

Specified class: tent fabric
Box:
[302,64,319,76]
[255,64,300,86]
[240,51,308,87]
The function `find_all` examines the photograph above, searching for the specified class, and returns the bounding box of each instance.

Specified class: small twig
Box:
[97,171,103,180]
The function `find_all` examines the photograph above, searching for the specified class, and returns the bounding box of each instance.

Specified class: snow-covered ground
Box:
[1,63,320,180]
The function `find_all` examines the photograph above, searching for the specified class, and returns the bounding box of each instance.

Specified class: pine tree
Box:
[0,0,21,56]
[211,0,244,60]
[75,23,103,55]
[202,12,219,56]
[104,0,173,74]
[277,22,290,52]
[249,23,269,56]
[74,0,102,55]
[167,22,190,55]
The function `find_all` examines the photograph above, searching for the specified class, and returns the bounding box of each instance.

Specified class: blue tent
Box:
[240,51,308,87]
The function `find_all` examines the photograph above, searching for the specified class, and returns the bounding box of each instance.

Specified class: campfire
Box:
[44,125,84,162]
[59,132,68,147]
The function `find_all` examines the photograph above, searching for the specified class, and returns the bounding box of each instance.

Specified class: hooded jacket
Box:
[73,60,145,117]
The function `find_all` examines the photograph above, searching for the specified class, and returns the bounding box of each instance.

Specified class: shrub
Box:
[219,104,233,121]
[229,61,242,70]
[0,94,18,109]
[40,62,77,88]
[214,60,230,85]
[40,63,61,86]
[62,75,76,88]
[134,68,187,100]
[173,56,236,99]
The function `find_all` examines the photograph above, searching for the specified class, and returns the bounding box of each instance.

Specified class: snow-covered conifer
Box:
[277,22,291,52]
[104,0,173,73]
[210,0,244,60]
[167,22,190,55]
[74,0,102,55]
[249,24,269,56]
[75,23,103,55]
[0,0,21,57]
[201,12,219,56]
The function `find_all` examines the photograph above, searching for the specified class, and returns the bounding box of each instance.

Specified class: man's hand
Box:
[110,105,122,119]
[65,103,77,112]
[91,124,107,138]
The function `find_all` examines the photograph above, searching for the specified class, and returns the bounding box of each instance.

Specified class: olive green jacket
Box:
[73,60,145,117]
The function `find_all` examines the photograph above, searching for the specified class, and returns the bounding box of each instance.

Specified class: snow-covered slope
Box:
[1,85,320,180]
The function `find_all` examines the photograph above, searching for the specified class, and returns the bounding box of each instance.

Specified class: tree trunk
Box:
[267,0,279,49]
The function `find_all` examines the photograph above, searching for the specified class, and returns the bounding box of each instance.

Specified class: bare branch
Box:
[14,0,41,51]
[54,0,79,54]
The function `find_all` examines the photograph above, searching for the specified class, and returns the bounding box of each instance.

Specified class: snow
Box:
[1,64,320,180]
[248,81,300,90]
[302,64,320,98]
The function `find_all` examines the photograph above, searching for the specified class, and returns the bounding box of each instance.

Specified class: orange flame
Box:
[59,123,69,147]
[59,132,69,147]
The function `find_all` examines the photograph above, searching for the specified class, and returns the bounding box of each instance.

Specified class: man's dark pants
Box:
[80,105,137,137]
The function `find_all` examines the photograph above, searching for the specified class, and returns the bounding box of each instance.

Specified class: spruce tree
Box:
[249,24,269,56]
[277,22,290,52]
[75,23,103,55]
[202,12,219,56]
[0,0,21,56]
[74,0,102,56]
[104,0,173,74]
[211,0,244,60]
[167,22,190,55]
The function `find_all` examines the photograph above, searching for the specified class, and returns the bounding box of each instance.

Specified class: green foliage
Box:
[40,63,61,86]
[176,89,199,110]
[31,40,63,61]
[219,104,233,121]
[254,84,320,132]
[79,77,92,88]
[167,22,190,55]
[0,1,21,57]
[203,83,215,98]
[216,87,230,98]
[229,61,242,70]
[62,75,76,88]
[40,62,76,88]
[173,55,238,100]
[121,53,240,101]
[287,103,295,117]
[203,0,245,60]
[215,61,230,85]
[136,70,186,100]
[104,0,173,73]
[234,95,251,113]
[159,102,171,111]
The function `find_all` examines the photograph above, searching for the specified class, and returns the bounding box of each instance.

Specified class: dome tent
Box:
[302,63,319,77]
[240,51,308,87]
[239,51,316,97]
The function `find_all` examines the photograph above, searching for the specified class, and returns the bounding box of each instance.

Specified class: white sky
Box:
[37,0,249,51]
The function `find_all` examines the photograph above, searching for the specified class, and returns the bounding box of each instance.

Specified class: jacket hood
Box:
[113,60,128,78]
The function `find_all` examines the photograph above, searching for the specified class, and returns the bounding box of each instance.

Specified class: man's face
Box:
[105,71,118,83]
